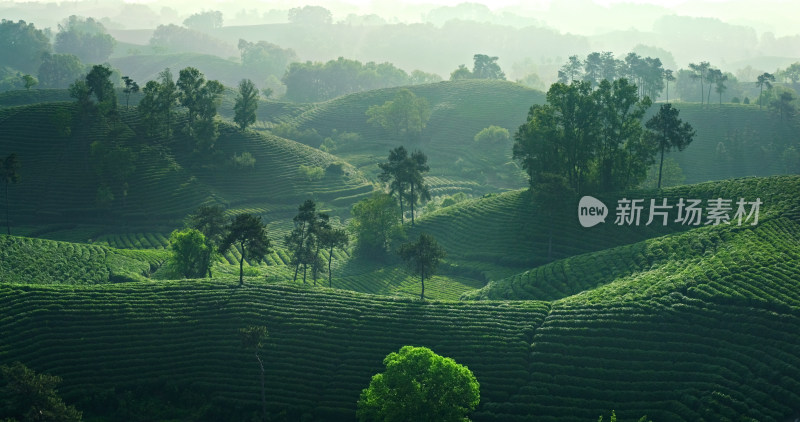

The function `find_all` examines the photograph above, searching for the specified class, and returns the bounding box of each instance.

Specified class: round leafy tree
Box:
[357,346,479,422]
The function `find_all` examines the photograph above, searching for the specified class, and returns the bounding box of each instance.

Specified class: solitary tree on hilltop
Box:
[2,153,20,235]
[646,103,695,189]
[219,213,271,286]
[169,228,211,279]
[472,54,505,80]
[398,232,445,300]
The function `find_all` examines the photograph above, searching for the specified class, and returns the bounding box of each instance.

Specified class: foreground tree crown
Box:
[357,345,479,422]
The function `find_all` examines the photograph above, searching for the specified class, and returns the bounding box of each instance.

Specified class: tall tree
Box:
[285,200,327,284]
[664,69,675,103]
[756,72,776,109]
[2,153,20,235]
[705,68,722,105]
[22,74,37,90]
[715,73,728,105]
[557,55,583,83]
[122,76,139,109]
[770,90,796,120]
[234,78,259,131]
[645,103,696,189]
[357,346,479,422]
[398,232,446,300]
[472,54,505,80]
[0,361,82,421]
[187,204,227,277]
[583,52,602,87]
[404,150,430,226]
[378,146,411,224]
[239,326,268,421]
[85,64,117,116]
[219,213,272,286]
[688,61,710,105]
[319,225,349,287]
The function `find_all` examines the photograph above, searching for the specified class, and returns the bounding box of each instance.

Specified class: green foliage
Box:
[55,16,115,64]
[177,67,225,151]
[288,5,333,25]
[474,125,510,145]
[238,39,298,81]
[183,10,223,31]
[398,232,445,300]
[233,78,259,130]
[645,103,696,189]
[121,76,139,109]
[0,361,82,422]
[230,151,256,169]
[89,140,136,208]
[298,165,324,181]
[449,64,472,81]
[366,89,431,141]
[472,54,505,80]
[513,79,654,194]
[350,192,401,259]
[21,74,36,90]
[0,19,52,74]
[283,58,417,102]
[269,123,323,147]
[85,64,118,116]
[219,213,272,286]
[169,228,211,279]
[284,200,329,285]
[356,346,479,422]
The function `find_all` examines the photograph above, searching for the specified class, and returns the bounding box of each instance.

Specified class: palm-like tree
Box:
[2,153,20,235]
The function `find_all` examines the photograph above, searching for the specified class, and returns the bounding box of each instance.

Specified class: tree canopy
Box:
[0,19,52,74]
[219,213,272,286]
[169,228,211,279]
[398,232,445,300]
[367,89,431,141]
[357,345,479,422]
[645,103,696,189]
[350,192,400,259]
[234,79,259,131]
[55,16,115,64]
[0,361,82,421]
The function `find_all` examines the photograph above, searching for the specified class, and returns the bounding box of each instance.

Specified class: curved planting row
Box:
[0,282,549,421]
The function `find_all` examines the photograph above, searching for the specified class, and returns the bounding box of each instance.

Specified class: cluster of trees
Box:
[378,146,431,226]
[149,24,237,58]
[183,10,223,31]
[366,89,431,142]
[0,361,82,421]
[513,79,695,196]
[558,52,667,100]
[450,54,506,81]
[284,200,348,287]
[69,64,118,118]
[238,39,298,87]
[282,57,441,102]
[55,16,115,65]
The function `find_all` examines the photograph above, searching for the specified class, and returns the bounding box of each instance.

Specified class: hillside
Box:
[461,175,800,300]
[109,53,247,89]
[259,79,545,195]
[0,102,371,240]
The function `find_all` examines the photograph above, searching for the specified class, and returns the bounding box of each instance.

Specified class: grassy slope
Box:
[0,102,371,235]
[263,79,545,195]
[1,177,799,420]
[464,176,800,300]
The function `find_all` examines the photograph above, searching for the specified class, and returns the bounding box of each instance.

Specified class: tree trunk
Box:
[328,244,334,288]
[293,264,299,283]
[5,181,9,236]
[302,263,307,284]
[239,241,245,286]
[410,182,415,226]
[256,351,266,420]
[658,141,665,190]
[420,270,425,301]
[399,193,404,225]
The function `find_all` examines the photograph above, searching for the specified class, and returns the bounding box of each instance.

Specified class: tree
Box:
[22,74,37,90]
[449,64,472,81]
[404,150,430,226]
[583,52,603,87]
[288,5,333,25]
[531,173,574,260]
[398,233,445,300]
[89,140,136,208]
[664,69,675,103]
[85,64,117,116]
[122,76,139,109]
[234,78,259,130]
[37,53,85,89]
[714,72,728,105]
[219,213,272,286]
[187,204,226,277]
[177,67,224,151]
[0,20,52,74]
[379,146,411,224]
[285,199,318,284]
[472,54,505,80]
[319,226,349,287]
[350,192,400,259]
[138,69,179,138]
[366,89,431,142]
[756,72,776,109]
[55,16,115,64]
[645,103,696,189]
[0,361,83,421]
[238,39,298,82]
[770,90,796,120]
[356,346,479,422]
[183,10,223,30]
[2,153,20,235]
[688,61,710,105]
[239,326,268,421]
[169,228,211,279]
[705,68,722,105]
[557,55,583,83]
